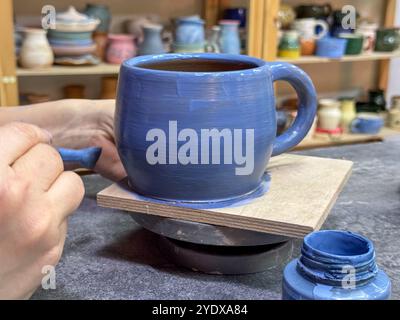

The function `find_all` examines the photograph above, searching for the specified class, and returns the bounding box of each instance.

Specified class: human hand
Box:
[13,99,126,182]
[0,122,84,299]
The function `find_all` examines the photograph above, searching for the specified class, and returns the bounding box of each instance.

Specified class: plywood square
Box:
[97,154,353,238]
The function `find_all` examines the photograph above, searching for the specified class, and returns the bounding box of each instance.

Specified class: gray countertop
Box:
[33,136,400,300]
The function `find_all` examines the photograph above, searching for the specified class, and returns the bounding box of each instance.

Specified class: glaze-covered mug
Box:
[115,54,317,207]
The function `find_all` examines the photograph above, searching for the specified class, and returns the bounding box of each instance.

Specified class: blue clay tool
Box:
[58,147,102,170]
[282,230,391,300]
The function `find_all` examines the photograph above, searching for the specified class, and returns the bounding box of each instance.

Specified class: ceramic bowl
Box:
[52,43,97,56]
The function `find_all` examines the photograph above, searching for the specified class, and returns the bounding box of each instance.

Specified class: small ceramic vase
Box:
[338,33,364,55]
[93,31,108,60]
[316,37,347,58]
[300,38,316,56]
[219,20,241,55]
[389,108,400,130]
[223,8,247,28]
[278,4,296,29]
[138,24,165,55]
[357,23,378,53]
[19,28,54,69]
[278,31,300,59]
[292,18,329,40]
[106,34,136,65]
[175,17,205,45]
[318,99,342,131]
[375,28,400,52]
[100,76,118,99]
[84,4,111,33]
[63,85,85,99]
[391,95,400,110]
[340,97,357,132]
[369,89,386,112]
[205,26,221,53]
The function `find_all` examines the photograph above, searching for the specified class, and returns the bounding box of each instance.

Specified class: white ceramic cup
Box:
[293,18,329,40]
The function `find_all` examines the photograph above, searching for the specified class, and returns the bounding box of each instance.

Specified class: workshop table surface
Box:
[33,136,400,300]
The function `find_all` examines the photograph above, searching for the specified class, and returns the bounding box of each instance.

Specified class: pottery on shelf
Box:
[278,4,296,29]
[93,31,108,60]
[338,33,364,55]
[138,24,165,55]
[296,3,332,20]
[375,28,400,52]
[283,230,391,300]
[292,18,329,40]
[205,26,221,53]
[316,37,347,58]
[54,54,100,66]
[19,28,54,69]
[388,104,400,130]
[106,34,136,65]
[219,20,241,55]
[357,22,378,53]
[115,53,317,207]
[175,16,205,45]
[300,38,316,56]
[391,95,400,110]
[318,99,342,131]
[100,76,118,99]
[63,85,85,99]
[84,4,111,33]
[223,8,247,28]
[369,89,387,112]
[340,97,357,132]
[351,113,384,134]
[51,43,97,56]
[278,31,300,59]
[53,6,100,32]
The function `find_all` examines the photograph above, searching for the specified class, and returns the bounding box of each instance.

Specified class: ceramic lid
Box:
[54,6,100,32]
[57,6,92,22]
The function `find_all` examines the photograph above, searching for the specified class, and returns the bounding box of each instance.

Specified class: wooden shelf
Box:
[17,63,120,77]
[279,51,400,65]
[295,127,400,151]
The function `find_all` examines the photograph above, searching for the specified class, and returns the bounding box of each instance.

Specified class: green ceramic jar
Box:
[338,33,364,55]
[375,28,400,52]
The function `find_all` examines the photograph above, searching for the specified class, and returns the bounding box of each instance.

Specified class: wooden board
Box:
[97,154,353,238]
[295,127,400,151]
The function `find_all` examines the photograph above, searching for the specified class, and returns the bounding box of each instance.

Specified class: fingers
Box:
[93,137,126,181]
[0,122,52,167]
[12,143,64,193]
[46,171,85,224]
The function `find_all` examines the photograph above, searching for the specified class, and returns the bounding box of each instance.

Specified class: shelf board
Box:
[279,51,400,65]
[17,63,120,77]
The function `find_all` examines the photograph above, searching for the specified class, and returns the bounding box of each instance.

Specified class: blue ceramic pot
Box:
[223,8,247,28]
[84,4,111,33]
[219,20,241,55]
[351,114,384,134]
[138,25,165,56]
[316,37,347,58]
[175,18,205,45]
[283,230,391,300]
[116,53,317,207]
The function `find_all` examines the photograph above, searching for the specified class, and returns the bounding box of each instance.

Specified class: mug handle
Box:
[270,62,317,156]
[315,20,329,40]
[350,119,361,134]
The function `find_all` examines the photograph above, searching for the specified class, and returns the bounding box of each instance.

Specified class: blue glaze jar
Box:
[84,4,111,33]
[116,53,317,208]
[175,17,205,45]
[138,24,165,56]
[283,231,391,300]
[219,20,241,55]
[316,37,348,58]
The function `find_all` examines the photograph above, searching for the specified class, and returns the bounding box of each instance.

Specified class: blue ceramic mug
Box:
[351,113,384,134]
[115,54,317,207]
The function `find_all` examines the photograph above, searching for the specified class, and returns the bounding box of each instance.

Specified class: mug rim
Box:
[122,53,267,76]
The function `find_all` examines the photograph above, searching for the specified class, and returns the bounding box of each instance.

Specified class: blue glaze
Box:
[351,115,384,134]
[283,231,391,300]
[175,18,205,45]
[58,147,102,170]
[138,25,165,56]
[316,37,348,58]
[219,21,241,55]
[115,53,317,207]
